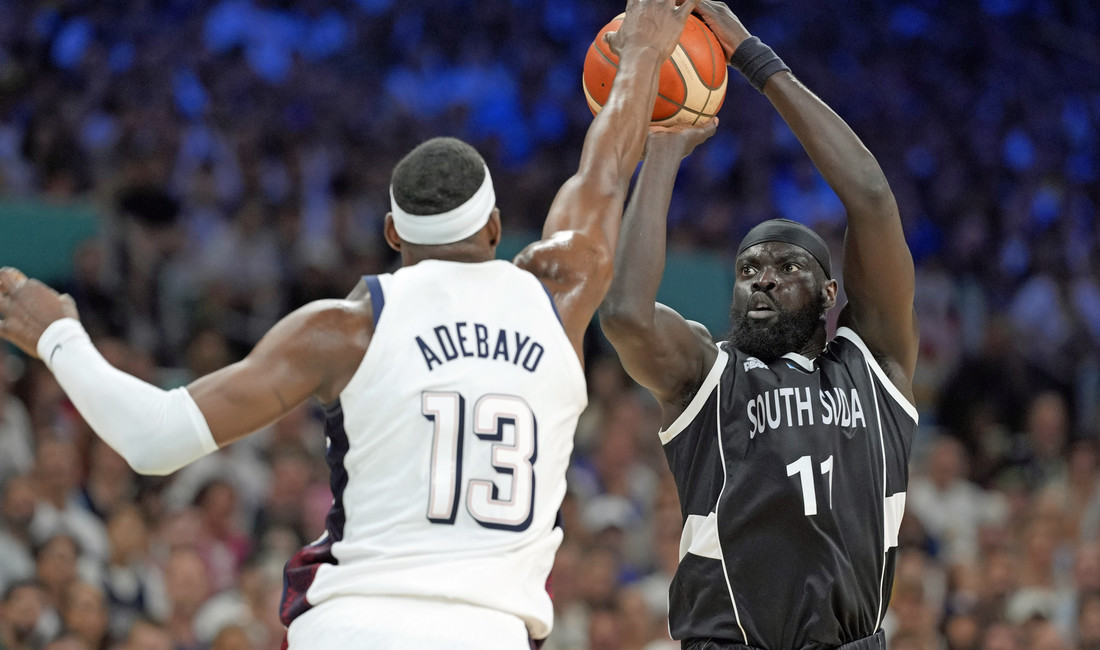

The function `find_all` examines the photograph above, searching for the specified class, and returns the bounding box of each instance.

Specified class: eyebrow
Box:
[783,251,814,265]
[738,248,814,266]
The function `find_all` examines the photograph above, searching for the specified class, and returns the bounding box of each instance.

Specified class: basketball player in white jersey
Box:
[0,1,707,647]
[600,2,918,649]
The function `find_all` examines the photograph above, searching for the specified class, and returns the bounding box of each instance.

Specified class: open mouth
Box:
[747,293,776,319]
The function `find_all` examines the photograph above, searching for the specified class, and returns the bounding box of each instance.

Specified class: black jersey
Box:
[662,327,916,649]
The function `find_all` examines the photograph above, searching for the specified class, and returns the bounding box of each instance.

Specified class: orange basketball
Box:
[582,14,727,126]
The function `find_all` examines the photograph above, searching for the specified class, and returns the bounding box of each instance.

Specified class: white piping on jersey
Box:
[868,358,889,632]
[835,328,919,423]
[782,351,814,372]
[713,372,750,646]
[659,347,729,445]
[679,513,722,561]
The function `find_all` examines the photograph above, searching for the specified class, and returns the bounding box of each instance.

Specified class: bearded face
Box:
[729,241,835,362]
[728,290,828,362]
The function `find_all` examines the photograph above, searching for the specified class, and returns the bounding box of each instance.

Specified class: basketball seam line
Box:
[589,33,723,120]
[679,25,725,124]
[681,42,726,92]
[593,43,619,74]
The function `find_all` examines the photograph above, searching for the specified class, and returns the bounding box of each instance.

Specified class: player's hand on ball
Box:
[611,0,704,60]
[586,8,726,126]
[0,267,80,358]
[694,0,752,62]
[646,117,719,160]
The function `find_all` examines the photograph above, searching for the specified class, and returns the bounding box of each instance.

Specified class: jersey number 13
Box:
[421,392,537,532]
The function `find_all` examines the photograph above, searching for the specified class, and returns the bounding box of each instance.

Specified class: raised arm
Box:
[0,267,368,474]
[515,0,701,358]
[697,0,918,393]
[598,123,719,420]
[765,75,917,385]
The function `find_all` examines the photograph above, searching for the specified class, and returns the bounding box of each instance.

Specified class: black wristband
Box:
[729,36,790,93]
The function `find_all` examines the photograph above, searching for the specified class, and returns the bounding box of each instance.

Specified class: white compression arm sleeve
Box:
[37,318,219,476]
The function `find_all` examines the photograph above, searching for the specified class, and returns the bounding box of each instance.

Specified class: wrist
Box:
[36,318,89,370]
[726,31,753,60]
[617,44,665,67]
[647,134,691,157]
[730,36,791,93]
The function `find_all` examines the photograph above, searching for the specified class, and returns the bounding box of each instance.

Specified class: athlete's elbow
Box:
[850,170,896,211]
[598,299,650,338]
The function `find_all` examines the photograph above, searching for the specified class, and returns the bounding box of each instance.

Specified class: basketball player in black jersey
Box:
[600,2,919,650]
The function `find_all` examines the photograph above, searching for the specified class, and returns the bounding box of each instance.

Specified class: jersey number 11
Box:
[786,454,834,516]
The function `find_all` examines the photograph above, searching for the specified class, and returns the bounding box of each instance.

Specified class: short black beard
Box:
[727,292,827,362]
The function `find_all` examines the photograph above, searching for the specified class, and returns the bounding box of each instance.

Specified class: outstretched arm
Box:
[598,123,718,422]
[0,267,368,474]
[516,0,702,359]
[697,0,918,396]
[764,75,917,386]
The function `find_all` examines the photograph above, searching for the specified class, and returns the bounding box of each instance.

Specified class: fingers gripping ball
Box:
[583,14,727,126]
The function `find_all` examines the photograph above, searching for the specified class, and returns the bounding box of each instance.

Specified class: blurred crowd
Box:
[1,0,1100,649]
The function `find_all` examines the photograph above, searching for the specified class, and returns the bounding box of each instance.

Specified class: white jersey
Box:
[280,259,587,642]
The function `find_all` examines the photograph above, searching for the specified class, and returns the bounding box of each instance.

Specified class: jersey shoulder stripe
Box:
[833,327,918,423]
[660,346,728,444]
[364,275,385,323]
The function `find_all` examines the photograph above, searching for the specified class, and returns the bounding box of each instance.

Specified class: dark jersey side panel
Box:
[663,379,743,642]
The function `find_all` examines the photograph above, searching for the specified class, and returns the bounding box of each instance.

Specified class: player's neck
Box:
[402,244,496,266]
[797,328,828,359]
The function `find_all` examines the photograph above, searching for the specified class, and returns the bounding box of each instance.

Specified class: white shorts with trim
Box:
[286,595,531,649]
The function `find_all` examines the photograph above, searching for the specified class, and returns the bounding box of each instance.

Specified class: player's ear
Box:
[486,208,501,248]
[822,278,839,310]
[383,214,402,252]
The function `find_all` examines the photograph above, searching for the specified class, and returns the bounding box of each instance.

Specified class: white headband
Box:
[390,165,496,245]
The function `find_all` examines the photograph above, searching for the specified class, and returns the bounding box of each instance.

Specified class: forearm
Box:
[37,319,218,475]
[701,3,892,215]
[600,144,682,328]
[540,46,667,244]
[763,72,893,216]
[753,55,914,373]
[579,47,666,194]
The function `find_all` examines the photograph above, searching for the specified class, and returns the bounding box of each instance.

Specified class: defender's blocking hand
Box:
[606,0,704,60]
[0,267,80,358]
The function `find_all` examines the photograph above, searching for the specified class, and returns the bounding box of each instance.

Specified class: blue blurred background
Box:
[1,1,1100,649]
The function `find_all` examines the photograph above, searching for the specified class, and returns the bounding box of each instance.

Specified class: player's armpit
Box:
[836,303,919,403]
[188,298,372,446]
[600,302,717,421]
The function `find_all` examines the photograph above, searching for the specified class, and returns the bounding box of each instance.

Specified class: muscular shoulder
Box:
[515,230,612,353]
[275,297,374,402]
[515,231,611,288]
[292,297,372,340]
